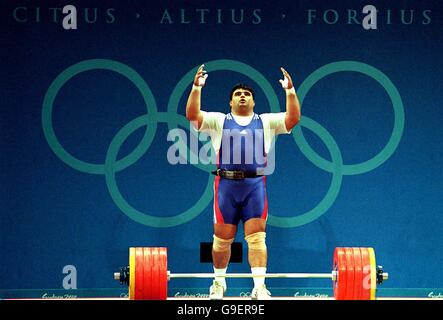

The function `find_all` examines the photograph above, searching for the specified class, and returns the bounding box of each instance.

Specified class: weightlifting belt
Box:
[211,169,265,180]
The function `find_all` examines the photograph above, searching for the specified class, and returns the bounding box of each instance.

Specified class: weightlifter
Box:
[185,64,301,300]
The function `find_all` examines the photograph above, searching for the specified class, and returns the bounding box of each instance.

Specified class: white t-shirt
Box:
[195,111,291,154]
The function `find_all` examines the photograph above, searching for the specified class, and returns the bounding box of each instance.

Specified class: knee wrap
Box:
[245,232,267,251]
[212,235,234,252]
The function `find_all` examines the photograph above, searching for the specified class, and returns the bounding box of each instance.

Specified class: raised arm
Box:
[279,67,301,131]
[186,64,208,130]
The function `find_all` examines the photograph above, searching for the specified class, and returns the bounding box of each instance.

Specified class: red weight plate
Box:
[352,248,363,300]
[158,248,168,300]
[142,247,168,300]
[143,247,152,299]
[151,248,160,299]
[135,247,168,300]
[344,248,355,300]
[360,248,371,300]
[333,248,347,300]
[135,247,144,299]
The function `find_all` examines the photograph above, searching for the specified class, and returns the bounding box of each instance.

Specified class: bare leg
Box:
[244,218,267,267]
[244,217,271,298]
[212,223,237,268]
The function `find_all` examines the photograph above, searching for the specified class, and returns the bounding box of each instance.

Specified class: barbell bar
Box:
[165,272,335,279]
[114,247,388,300]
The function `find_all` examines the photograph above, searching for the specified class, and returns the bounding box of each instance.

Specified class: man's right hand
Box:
[187,64,206,129]
[194,64,208,87]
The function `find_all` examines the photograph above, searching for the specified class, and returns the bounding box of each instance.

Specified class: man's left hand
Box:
[279,67,294,90]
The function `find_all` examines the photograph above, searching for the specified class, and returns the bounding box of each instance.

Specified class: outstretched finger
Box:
[281,67,291,79]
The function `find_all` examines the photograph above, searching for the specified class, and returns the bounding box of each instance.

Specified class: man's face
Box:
[229,89,255,112]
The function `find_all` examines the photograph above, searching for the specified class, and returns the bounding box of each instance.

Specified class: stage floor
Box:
[1,288,441,300]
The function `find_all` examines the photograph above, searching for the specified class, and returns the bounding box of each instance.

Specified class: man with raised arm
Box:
[185,64,300,300]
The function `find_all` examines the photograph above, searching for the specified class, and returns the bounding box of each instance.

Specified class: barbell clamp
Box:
[114,266,129,285]
[376,265,388,284]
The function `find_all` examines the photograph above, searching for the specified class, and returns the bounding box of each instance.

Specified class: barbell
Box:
[114,247,388,300]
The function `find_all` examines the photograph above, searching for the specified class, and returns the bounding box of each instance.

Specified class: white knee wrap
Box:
[245,232,267,251]
[212,235,234,252]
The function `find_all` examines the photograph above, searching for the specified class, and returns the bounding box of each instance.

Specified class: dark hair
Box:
[229,83,255,101]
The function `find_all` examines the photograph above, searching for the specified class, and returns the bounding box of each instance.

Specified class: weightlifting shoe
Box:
[251,284,271,300]
[209,280,226,300]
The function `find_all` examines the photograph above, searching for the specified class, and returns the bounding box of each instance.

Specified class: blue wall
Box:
[1,0,442,295]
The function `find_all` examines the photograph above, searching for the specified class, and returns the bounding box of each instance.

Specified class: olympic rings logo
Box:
[42,59,404,228]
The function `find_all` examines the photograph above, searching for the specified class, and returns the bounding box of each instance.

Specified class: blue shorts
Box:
[213,176,268,225]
